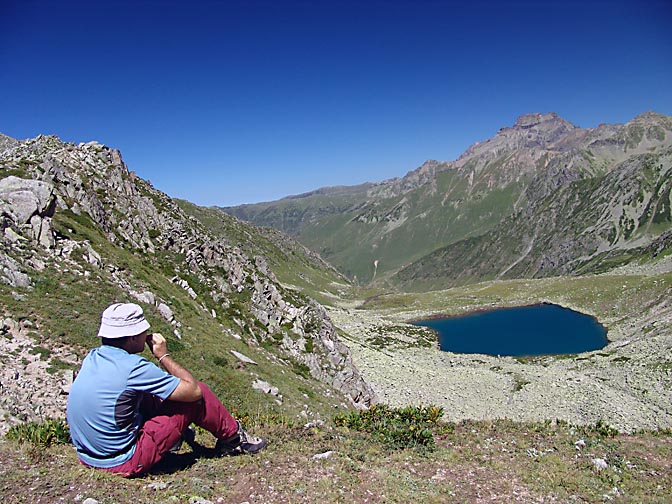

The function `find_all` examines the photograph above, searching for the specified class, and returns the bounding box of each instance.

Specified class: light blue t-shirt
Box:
[66,345,180,468]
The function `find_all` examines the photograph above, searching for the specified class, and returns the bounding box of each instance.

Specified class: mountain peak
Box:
[634,110,657,118]
[513,112,574,130]
[0,133,20,153]
[490,112,581,150]
[631,110,670,123]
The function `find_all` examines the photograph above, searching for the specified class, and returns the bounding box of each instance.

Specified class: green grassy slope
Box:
[0,207,345,419]
[4,260,672,502]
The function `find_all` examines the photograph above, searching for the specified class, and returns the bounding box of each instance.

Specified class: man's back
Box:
[66,345,178,468]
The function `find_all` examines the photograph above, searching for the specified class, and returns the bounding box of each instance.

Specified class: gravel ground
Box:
[327,292,672,433]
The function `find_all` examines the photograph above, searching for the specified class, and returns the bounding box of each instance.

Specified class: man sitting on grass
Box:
[66,302,266,477]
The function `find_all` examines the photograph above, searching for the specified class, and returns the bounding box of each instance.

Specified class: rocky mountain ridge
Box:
[396,145,672,288]
[224,111,672,285]
[0,134,375,431]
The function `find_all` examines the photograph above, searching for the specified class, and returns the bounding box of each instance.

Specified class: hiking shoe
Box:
[215,421,267,456]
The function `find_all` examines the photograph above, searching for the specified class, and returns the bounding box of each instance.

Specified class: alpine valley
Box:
[224,112,672,288]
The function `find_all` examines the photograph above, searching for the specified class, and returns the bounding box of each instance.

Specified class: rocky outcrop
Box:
[0,133,20,153]
[0,176,57,249]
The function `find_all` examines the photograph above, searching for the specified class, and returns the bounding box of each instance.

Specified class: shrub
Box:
[304,336,314,353]
[5,418,71,447]
[334,404,444,450]
[292,360,312,379]
[572,419,619,439]
[588,420,619,438]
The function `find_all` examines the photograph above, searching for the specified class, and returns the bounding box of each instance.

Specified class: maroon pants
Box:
[103,382,238,477]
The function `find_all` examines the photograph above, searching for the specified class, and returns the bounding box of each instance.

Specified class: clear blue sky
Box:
[2,0,671,206]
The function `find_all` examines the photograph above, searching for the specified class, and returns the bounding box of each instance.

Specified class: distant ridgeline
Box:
[223,112,672,289]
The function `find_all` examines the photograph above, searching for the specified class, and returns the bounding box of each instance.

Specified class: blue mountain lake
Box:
[412,303,608,357]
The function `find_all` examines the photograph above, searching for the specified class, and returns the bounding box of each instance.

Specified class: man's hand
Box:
[146,332,202,402]
[146,332,168,359]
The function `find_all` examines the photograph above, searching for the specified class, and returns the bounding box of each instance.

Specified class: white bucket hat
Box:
[98,302,150,338]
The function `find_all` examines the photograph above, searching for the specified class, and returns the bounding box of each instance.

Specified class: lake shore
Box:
[326,274,672,432]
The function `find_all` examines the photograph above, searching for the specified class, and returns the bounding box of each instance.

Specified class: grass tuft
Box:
[5,418,71,447]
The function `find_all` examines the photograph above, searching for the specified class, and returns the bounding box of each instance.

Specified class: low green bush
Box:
[581,419,620,438]
[334,404,444,450]
[5,418,71,447]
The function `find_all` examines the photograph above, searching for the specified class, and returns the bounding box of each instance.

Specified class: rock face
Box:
[0,176,57,248]
[0,133,20,153]
[0,133,375,428]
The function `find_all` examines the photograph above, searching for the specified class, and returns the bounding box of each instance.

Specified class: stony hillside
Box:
[224,112,672,285]
[396,146,672,289]
[0,134,375,433]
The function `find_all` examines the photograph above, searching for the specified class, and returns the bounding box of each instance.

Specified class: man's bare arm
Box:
[146,333,202,402]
